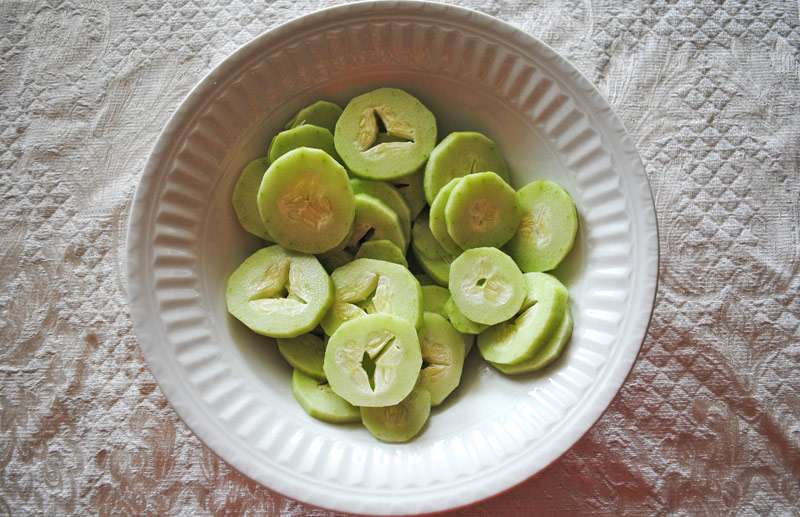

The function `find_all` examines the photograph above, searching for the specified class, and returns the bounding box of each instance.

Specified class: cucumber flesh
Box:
[489,305,573,374]
[449,247,525,326]
[285,100,343,134]
[360,386,431,443]
[421,285,450,318]
[418,312,466,406]
[268,125,341,165]
[428,177,464,255]
[350,178,412,244]
[278,333,327,382]
[291,369,361,424]
[231,157,273,242]
[444,296,488,335]
[345,193,407,254]
[390,168,427,220]
[504,179,578,272]
[354,239,408,268]
[410,211,454,287]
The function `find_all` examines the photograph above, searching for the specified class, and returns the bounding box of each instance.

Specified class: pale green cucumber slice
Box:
[226,245,334,338]
[418,312,466,406]
[344,193,407,253]
[390,168,427,220]
[504,179,579,272]
[268,125,341,164]
[444,296,488,335]
[285,100,343,134]
[278,333,326,382]
[320,258,423,336]
[449,247,525,326]
[350,178,412,243]
[445,171,521,249]
[231,157,274,242]
[354,239,408,268]
[324,313,422,407]
[410,211,454,287]
[257,147,355,254]
[423,131,510,204]
[489,305,573,374]
[428,177,463,255]
[334,88,437,180]
[360,386,431,443]
[291,369,361,424]
[421,285,450,318]
[477,272,569,365]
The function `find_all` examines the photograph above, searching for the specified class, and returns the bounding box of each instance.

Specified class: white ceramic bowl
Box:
[126,1,659,514]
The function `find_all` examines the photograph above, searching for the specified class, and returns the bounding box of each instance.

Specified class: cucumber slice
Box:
[444,296,488,335]
[324,313,422,407]
[415,273,435,286]
[354,239,408,268]
[344,193,407,253]
[421,285,450,318]
[489,305,573,374]
[257,147,355,254]
[390,168,427,220]
[268,125,341,164]
[350,178,412,244]
[477,272,569,365]
[360,386,431,443]
[449,247,525,326]
[428,177,464,255]
[226,245,334,338]
[291,369,361,424]
[418,312,466,406]
[445,171,521,249]
[504,179,579,272]
[231,157,274,242]
[316,247,354,274]
[410,211,454,287]
[285,100,343,134]
[423,131,510,204]
[320,258,423,336]
[334,88,437,180]
[278,333,327,382]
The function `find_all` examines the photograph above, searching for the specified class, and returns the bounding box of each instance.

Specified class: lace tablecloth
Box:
[1,0,798,514]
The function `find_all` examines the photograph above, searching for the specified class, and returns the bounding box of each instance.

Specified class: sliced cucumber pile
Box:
[226,89,580,442]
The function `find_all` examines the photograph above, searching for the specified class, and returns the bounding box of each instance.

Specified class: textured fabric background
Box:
[1,0,798,515]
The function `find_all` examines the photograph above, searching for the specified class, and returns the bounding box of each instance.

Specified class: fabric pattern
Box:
[1,0,798,514]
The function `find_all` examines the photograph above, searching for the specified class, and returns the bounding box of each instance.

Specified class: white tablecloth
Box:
[1,0,798,514]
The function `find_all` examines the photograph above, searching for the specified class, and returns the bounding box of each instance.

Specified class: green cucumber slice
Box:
[418,312,466,406]
[504,179,579,272]
[360,386,431,443]
[390,168,427,220]
[477,272,569,365]
[428,177,464,255]
[291,369,361,424]
[231,157,274,242]
[257,147,355,254]
[444,296,488,335]
[354,239,408,268]
[226,245,334,338]
[410,211,454,287]
[344,193,407,253]
[320,258,423,336]
[449,247,525,326]
[316,247,354,273]
[334,88,437,180]
[268,125,341,164]
[421,285,450,318]
[350,178,412,244]
[277,333,327,382]
[423,131,510,204]
[445,171,521,249]
[324,313,422,407]
[285,100,343,134]
[415,273,435,286]
[489,305,573,374]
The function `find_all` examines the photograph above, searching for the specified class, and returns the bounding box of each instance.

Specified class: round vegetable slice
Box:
[418,312,466,406]
[444,296,488,335]
[361,386,431,443]
[257,147,355,254]
[477,272,569,365]
[423,131,510,204]
[320,258,423,336]
[285,100,343,134]
[354,239,408,268]
[291,369,361,424]
[226,245,334,338]
[449,247,525,326]
[278,333,327,381]
[504,179,579,272]
[428,177,463,255]
[344,193,407,254]
[410,211,454,287]
[334,87,437,180]
[350,178,412,244]
[445,171,521,249]
[324,313,422,407]
[421,285,450,318]
[489,305,573,375]
[390,168,427,220]
[231,157,274,242]
[268,124,341,164]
